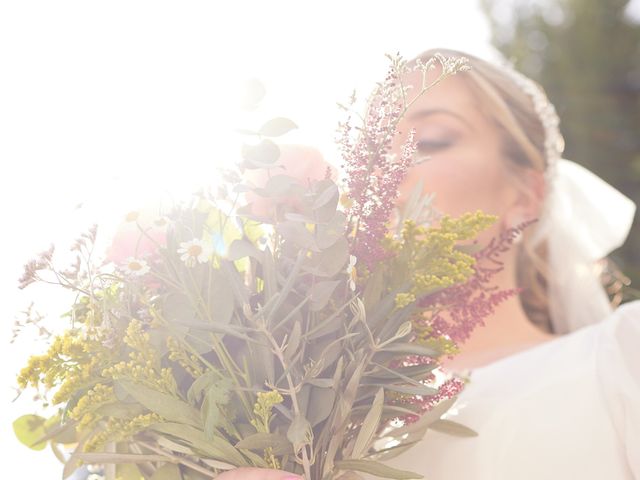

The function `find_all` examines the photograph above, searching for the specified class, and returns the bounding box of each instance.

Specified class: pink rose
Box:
[244,144,336,219]
[105,211,168,266]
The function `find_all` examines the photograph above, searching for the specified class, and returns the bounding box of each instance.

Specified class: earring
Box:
[512,228,524,245]
[503,214,526,245]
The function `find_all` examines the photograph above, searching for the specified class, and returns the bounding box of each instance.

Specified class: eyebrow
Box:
[406,108,475,131]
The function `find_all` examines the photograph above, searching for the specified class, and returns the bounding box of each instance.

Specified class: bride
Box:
[219,49,639,479]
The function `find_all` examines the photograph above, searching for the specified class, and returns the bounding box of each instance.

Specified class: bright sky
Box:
[0,1,495,477]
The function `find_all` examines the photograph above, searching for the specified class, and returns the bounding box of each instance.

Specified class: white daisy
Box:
[347,255,358,291]
[121,257,150,276]
[178,238,212,267]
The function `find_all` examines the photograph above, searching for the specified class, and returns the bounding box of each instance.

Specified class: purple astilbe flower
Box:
[408,377,466,422]
[337,56,419,267]
[338,53,470,269]
[416,219,537,345]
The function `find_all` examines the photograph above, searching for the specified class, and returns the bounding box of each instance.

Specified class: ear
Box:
[501,168,545,231]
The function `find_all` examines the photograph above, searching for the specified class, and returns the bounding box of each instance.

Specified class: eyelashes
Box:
[415,139,453,151]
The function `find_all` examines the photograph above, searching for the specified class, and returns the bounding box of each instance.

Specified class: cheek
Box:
[400,149,511,219]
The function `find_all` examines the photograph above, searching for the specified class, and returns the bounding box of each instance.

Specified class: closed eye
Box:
[416,139,452,151]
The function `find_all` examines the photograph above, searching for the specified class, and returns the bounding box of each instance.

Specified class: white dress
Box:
[378,300,640,479]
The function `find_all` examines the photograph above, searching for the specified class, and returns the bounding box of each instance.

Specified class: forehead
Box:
[401,68,484,120]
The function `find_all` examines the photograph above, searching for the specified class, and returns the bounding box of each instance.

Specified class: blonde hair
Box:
[408,48,555,333]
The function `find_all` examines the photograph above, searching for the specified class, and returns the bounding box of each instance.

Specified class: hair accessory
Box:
[493,57,636,333]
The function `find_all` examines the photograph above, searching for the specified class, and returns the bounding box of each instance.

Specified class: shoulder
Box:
[599,300,640,379]
[595,300,640,477]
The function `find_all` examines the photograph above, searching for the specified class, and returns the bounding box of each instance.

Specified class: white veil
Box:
[531,158,636,334]
[495,58,637,334]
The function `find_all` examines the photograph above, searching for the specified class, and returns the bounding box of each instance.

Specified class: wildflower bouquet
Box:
[13,53,512,480]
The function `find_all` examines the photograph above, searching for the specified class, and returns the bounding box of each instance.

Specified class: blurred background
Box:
[1,0,638,477]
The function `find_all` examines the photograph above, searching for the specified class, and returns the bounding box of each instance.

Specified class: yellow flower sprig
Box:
[167,336,205,379]
[101,320,177,395]
[16,329,113,406]
[251,390,284,469]
[387,211,496,309]
[84,412,162,452]
[68,383,116,428]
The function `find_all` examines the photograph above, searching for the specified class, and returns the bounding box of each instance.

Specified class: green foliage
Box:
[13,415,48,451]
[13,53,486,480]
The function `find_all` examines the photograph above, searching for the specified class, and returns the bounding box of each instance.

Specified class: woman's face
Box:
[392,69,522,236]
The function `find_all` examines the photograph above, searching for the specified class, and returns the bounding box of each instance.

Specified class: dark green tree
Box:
[482,0,640,296]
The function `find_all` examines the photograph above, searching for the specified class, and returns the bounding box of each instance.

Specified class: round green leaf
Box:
[13,414,47,451]
[258,117,298,137]
[241,140,280,168]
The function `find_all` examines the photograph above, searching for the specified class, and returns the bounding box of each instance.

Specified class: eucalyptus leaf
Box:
[228,239,263,261]
[259,117,298,137]
[306,385,337,427]
[276,221,319,251]
[312,181,340,210]
[312,180,340,223]
[254,174,298,197]
[287,414,313,453]
[310,280,341,311]
[12,414,47,451]
[316,212,347,249]
[242,140,280,168]
[304,237,349,277]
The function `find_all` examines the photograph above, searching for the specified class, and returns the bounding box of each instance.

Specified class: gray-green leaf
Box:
[287,414,313,453]
[334,459,423,479]
[351,388,384,459]
[429,418,478,437]
[117,380,202,428]
[259,117,298,137]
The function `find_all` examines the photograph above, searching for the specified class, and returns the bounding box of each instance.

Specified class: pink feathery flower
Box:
[417,220,535,344]
[338,60,418,267]
[400,377,466,424]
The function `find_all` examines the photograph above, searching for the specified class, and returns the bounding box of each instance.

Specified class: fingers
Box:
[215,467,303,480]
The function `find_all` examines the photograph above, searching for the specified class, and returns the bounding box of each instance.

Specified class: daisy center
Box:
[188,245,203,257]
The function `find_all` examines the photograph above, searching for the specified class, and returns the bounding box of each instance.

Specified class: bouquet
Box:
[13,53,517,480]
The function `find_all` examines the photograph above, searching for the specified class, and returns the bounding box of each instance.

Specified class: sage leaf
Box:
[351,388,384,459]
[334,459,423,479]
[429,418,478,437]
[118,380,202,428]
